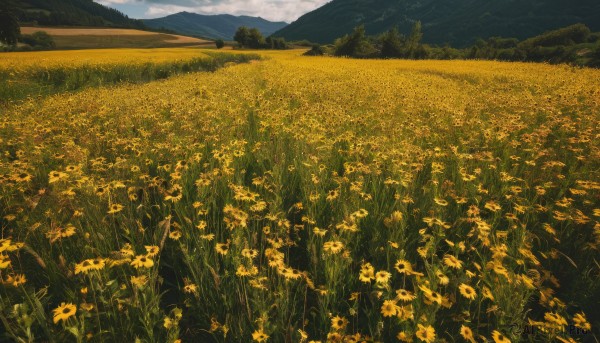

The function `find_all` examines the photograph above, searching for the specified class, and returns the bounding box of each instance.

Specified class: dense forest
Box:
[14,0,146,28]
[274,0,600,47]
[310,23,600,68]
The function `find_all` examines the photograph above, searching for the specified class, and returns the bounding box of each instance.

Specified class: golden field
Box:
[20,27,212,50]
[0,47,209,71]
[0,49,599,342]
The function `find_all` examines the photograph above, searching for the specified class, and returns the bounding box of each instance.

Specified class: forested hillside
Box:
[274,0,600,46]
[14,0,146,28]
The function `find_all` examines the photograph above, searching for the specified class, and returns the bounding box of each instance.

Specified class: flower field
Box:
[0,49,599,342]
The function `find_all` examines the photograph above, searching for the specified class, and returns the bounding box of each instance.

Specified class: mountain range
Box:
[273,0,600,47]
[143,12,287,40]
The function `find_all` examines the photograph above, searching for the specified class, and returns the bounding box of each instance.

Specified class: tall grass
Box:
[0,51,260,104]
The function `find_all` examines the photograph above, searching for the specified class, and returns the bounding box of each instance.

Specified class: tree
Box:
[0,0,20,47]
[379,27,404,58]
[266,36,288,50]
[234,27,265,48]
[334,25,376,58]
[234,26,250,47]
[406,21,423,58]
[247,28,265,49]
[215,39,225,49]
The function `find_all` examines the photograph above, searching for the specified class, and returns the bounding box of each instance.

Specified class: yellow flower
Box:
[323,241,344,254]
[252,329,269,342]
[458,283,477,300]
[434,197,448,206]
[397,331,411,342]
[80,303,94,311]
[484,201,501,212]
[48,171,68,183]
[46,225,77,243]
[107,203,124,214]
[359,263,375,283]
[375,270,391,285]
[201,234,215,241]
[145,245,159,257]
[443,254,463,269]
[460,325,476,343]
[313,227,327,236]
[164,316,175,329]
[436,271,449,285]
[491,330,511,343]
[394,259,414,274]
[53,303,77,324]
[169,230,182,240]
[216,242,230,255]
[0,255,10,269]
[544,312,567,326]
[183,283,198,294]
[482,286,495,301]
[326,189,339,201]
[573,312,591,330]
[381,300,398,317]
[241,248,258,259]
[6,274,26,287]
[330,315,348,331]
[131,275,148,288]
[131,255,154,269]
[74,259,95,275]
[419,284,442,305]
[12,172,32,183]
[89,258,106,271]
[415,324,435,343]
[396,289,416,302]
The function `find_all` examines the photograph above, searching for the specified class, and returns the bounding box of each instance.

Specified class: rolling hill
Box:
[142,12,287,40]
[273,0,600,47]
[13,0,146,28]
[20,27,211,49]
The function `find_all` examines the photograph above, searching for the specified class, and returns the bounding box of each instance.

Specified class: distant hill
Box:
[143,12,287,40]
[20,26,212,49]
[273,0,600,47]
[13,0,145,28]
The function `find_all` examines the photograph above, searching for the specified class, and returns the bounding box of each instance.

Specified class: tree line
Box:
[233,26,288,50]
[308,22,600,68]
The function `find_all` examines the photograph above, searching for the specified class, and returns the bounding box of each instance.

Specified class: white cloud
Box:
[145,0,330,22]
[97,0,136,4]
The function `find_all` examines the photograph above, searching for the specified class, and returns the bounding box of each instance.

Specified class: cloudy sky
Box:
[95,0,330,23]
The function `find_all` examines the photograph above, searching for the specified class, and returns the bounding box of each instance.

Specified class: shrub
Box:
[20,31,55,49]
[334,25,377,58]
[303,44,325,56]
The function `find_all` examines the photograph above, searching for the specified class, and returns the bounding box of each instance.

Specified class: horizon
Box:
[94,0,331,23]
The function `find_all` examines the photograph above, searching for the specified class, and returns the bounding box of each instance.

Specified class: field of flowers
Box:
[0,48,259,105]
[0,49,599,342]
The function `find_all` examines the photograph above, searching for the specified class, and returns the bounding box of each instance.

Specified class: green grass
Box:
[0,52,260,106]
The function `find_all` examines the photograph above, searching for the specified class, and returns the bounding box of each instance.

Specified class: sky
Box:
[95,0,331,23]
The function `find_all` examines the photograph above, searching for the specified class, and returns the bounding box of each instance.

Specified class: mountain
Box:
[273,0,600,47]
[143,12,288,40]
[13,0,146,28]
